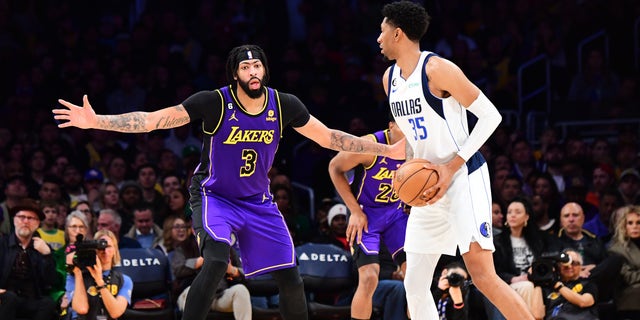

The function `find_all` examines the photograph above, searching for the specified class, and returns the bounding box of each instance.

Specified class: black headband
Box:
[235,49,264,66]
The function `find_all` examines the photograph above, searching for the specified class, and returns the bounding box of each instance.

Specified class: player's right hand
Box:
[346,210,368,247]
[54,95,97,129]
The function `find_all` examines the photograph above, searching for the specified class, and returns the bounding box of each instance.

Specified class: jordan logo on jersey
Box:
[228,110,239,121]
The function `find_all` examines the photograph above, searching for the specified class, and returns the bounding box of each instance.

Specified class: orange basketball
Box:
[392,159,439,207]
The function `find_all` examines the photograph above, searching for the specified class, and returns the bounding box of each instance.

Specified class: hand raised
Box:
[53,95,97,129]
[32,237,51,255]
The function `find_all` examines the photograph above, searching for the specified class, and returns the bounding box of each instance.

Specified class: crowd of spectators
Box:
[0,0,639,319]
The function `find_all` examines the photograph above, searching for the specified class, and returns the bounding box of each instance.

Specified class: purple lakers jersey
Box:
[354,130,404,209]
[200,86,282,198]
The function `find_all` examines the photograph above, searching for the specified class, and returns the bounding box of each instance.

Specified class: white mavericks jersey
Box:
[388,51,485,174]
[388,51,494,255]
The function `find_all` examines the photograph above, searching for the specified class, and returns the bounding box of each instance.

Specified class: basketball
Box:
[392,159,439,207]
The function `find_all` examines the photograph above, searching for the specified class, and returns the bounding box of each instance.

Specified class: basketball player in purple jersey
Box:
[377,2,533,319]
[329,118,408,320]
[54,44,404,320]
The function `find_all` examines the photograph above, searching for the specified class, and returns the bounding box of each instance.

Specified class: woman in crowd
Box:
[490,196,560,320]
[170,218,251,319]
[157,214,189,256]
[53,210,91,316]
[608,205,640,319]
[167,186,189,217]
[97,181,121,212]
[65,229,133,319]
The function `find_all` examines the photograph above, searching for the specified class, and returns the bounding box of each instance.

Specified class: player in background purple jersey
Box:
[329,118,408,320]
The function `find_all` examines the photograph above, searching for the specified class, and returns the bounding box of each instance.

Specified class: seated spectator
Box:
[489,196,559,319]
[172,221,250,319]
[65,229,133,319]
[607,205,640,319]
[434,261,471,320]
[617,168,640,205]
[37,200,66,250]
[124,204,163,248]
[157,214,188,256]
[97,181,121,212]
[312,203,349,251]
[53,210,91,316]
[0,174,30,236]
[491,199,505,236]
[96,209,141,249]
[531,194,560,236]
[272,184,312,245]
[557,202,622,302]
[167,186,189,217]
[74,200,96,238]
[540,249,598,320]
[583,188,622,242]
[0,198,57,320]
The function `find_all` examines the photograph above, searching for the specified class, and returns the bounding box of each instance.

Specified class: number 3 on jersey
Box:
[408,116,427,140]
[240,149,257,177]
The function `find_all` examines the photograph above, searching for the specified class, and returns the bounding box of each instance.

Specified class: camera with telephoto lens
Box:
[73,234,108,268]
[447,272,466,287]
[528,251,572,287]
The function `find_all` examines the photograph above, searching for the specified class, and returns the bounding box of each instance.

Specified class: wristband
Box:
[95,284,107,291]
[453,302,464,309]
[554,283,564,291]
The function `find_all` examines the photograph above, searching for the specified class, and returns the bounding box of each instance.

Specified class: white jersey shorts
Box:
[404,162,494,255]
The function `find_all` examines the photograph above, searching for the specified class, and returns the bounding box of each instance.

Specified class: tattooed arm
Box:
[294,115,405,160]
[53,95,191,133]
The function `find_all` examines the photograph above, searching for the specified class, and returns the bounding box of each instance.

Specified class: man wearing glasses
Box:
[0,198,58,320]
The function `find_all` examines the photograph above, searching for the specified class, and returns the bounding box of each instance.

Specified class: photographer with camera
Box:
[65,229,133,319]
[489,197,561,320]
[541,249,598,320]
[433,261,470,320]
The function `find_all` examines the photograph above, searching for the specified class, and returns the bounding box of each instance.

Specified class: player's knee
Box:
[358,268,379,292]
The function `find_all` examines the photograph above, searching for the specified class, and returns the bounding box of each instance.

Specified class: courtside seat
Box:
[117,248,175,320]
[295,243,354,320]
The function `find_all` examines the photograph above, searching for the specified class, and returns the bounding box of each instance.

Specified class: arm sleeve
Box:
[457,92,502,161]
[278,93,311,128]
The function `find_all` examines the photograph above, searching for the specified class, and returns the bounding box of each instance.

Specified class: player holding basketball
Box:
[378,1,533,319]
[328,118,408,320]
[53,44,404,320]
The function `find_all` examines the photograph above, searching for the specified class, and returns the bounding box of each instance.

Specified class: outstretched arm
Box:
[53,95,191,133]
[294,116,405,160]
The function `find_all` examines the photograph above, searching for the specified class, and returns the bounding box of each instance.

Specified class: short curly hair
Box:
[381,1,430,41]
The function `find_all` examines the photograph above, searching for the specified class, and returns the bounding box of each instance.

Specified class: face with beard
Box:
[13,211,40,238]
[235,59,265,99]
[238,76,264,99]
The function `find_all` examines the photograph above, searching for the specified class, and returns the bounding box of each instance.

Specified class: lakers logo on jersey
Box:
[228,110,239,121]
[266,109,277,122]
